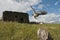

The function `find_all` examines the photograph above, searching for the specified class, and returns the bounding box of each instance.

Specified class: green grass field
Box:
[0,21,60,40]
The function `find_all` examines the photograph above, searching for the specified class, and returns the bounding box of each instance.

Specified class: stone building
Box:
[3,11,29,23]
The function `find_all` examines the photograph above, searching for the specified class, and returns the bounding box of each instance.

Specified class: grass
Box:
[0,21,60,40]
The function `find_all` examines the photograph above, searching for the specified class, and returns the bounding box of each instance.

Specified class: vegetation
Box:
[0,21,60,40]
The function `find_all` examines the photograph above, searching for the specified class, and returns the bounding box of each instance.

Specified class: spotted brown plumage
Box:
[30,6,47,18]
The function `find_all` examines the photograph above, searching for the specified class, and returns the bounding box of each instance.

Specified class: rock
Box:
[37,28,53,40]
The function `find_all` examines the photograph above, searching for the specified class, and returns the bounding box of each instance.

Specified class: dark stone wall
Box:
[3,11,29,23]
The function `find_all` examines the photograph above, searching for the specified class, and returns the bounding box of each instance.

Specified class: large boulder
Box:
[37,28,53,40]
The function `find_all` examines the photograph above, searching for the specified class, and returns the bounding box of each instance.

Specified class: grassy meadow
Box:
[0,21,60,40]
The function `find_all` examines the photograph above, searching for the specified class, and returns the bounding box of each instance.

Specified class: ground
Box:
[0,21,60,40]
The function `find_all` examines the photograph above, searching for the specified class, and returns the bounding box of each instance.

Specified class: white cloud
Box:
[0,0,41,17]
[29,13,60,23]
[46,4,50,6]
[38,4,44,9]
[55,0,60,5]
[15,0,42,5]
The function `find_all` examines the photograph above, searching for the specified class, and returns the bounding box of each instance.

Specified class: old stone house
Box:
[3,11,29,23]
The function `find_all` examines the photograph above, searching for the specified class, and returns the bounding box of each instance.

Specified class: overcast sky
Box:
[0,0,60,23]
